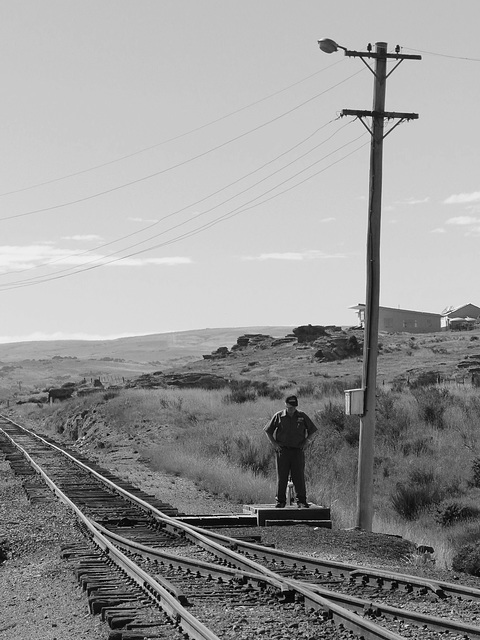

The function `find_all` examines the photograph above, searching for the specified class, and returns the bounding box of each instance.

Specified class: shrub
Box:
[409,371,440,388]
[391,483,437,520]
[232,434,271,476]
[435,500,480,527]
[411,388,450,428]
[316,402,359,446]
[390,469,442,520]
[224,380,282,403]
[452,543,480,576]
[296,382,317,397]
[224,388,257,404]
[375,390,409,447]
[400,436,433,457]
[471,458,480,488]
[315,377,362,398]
[251,381,283,400]
[391,377,407,393]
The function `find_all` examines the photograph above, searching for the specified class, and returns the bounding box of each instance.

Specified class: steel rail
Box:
[95,523,406,640]
[0,422,221,640]
[0,417,435,588]
[94,519,292,592]
[297,580,480,638]
[4,414,480,603]
[97,520,480,639]
[4,416,480,638]
[1,417,407,640]
[193,526,480,601]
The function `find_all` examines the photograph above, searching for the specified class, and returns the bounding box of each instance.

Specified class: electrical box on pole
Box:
[344,388,365,416]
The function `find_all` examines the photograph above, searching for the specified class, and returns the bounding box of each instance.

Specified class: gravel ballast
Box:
[3,415,480,640]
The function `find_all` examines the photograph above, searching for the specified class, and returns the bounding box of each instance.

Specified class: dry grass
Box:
[106,381,480,568]
[5,327,480,570]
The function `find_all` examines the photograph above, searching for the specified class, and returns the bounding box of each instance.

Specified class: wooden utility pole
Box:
[340,42,421,531]
[356,41,387,531]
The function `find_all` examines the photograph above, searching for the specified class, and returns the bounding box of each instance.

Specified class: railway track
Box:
[2,413,480,639]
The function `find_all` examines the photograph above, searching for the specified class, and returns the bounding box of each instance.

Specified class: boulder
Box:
[163,373,229,390]
[292,325,329,343]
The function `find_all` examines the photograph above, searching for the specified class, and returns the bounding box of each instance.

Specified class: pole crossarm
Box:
[344,50,421,80]
[341,109,418,120]
[341,110,418,138]
[344,50,421,60]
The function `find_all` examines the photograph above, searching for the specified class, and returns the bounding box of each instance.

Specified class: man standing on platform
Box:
[264,395,318,509]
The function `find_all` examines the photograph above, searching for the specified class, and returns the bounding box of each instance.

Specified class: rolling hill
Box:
[0,326,294,364]
[1,324,479,400]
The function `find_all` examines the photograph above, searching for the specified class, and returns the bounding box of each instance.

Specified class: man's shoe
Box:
[275,502,286,508]
[297,502,310,509]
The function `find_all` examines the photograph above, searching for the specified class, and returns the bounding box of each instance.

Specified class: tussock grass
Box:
[128,383,480,569]
[145,441,275,506]
[17,373,480,570]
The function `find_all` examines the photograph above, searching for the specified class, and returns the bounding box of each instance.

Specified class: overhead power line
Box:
[1,127,364,285]
[402,46,480,62]
[0,117,347,277]
[0,68,365,223]
[0,134,368,291]
[0,58,350,198]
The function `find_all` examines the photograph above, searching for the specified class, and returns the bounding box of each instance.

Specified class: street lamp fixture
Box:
[317,38,347,54]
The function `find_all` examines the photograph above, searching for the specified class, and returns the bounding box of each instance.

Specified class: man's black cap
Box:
[285,395,298,406]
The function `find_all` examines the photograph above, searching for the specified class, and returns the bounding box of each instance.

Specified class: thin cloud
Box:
[129,216,159,223]
[431,228,446,233]
[0,244,192,272]
[62,234,102,242]
[321,217,336,223]
[446,216,480,225]
[389,196,430,208]
[466,226,480,237]
[242,250,345,261]
[405,196,430,205]
[112,256,192,267]
[444,191,480,204]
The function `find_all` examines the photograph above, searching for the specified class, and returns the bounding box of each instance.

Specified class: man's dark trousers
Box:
[275,447,306,504]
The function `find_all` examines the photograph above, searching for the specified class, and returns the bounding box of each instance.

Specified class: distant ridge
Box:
[0,326,295,364]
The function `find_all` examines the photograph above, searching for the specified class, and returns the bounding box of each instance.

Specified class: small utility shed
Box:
[350,304,442,333]
[441,303,480,329]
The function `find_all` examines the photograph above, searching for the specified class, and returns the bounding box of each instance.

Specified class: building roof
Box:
[441,303,480,317]
[350,304,441,317]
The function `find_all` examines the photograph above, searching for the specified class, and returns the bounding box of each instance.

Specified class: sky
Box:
[0,1,479,343]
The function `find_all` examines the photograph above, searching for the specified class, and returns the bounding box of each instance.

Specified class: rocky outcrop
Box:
[292,325,329,343]
[126,371,229,390]
[313,334,363,362]
[162,373,229,390]
[203,346,230,360]
[457,353,480,372]
[231,334,273,350]
[200,326,360,363]
[271,337,297,346]
[125,373,166,389]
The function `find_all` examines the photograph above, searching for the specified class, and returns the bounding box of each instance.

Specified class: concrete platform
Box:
[243,504,331,527]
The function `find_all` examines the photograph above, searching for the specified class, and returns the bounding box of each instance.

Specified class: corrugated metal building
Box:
[441,303,480,329]
[350,304,442,333]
